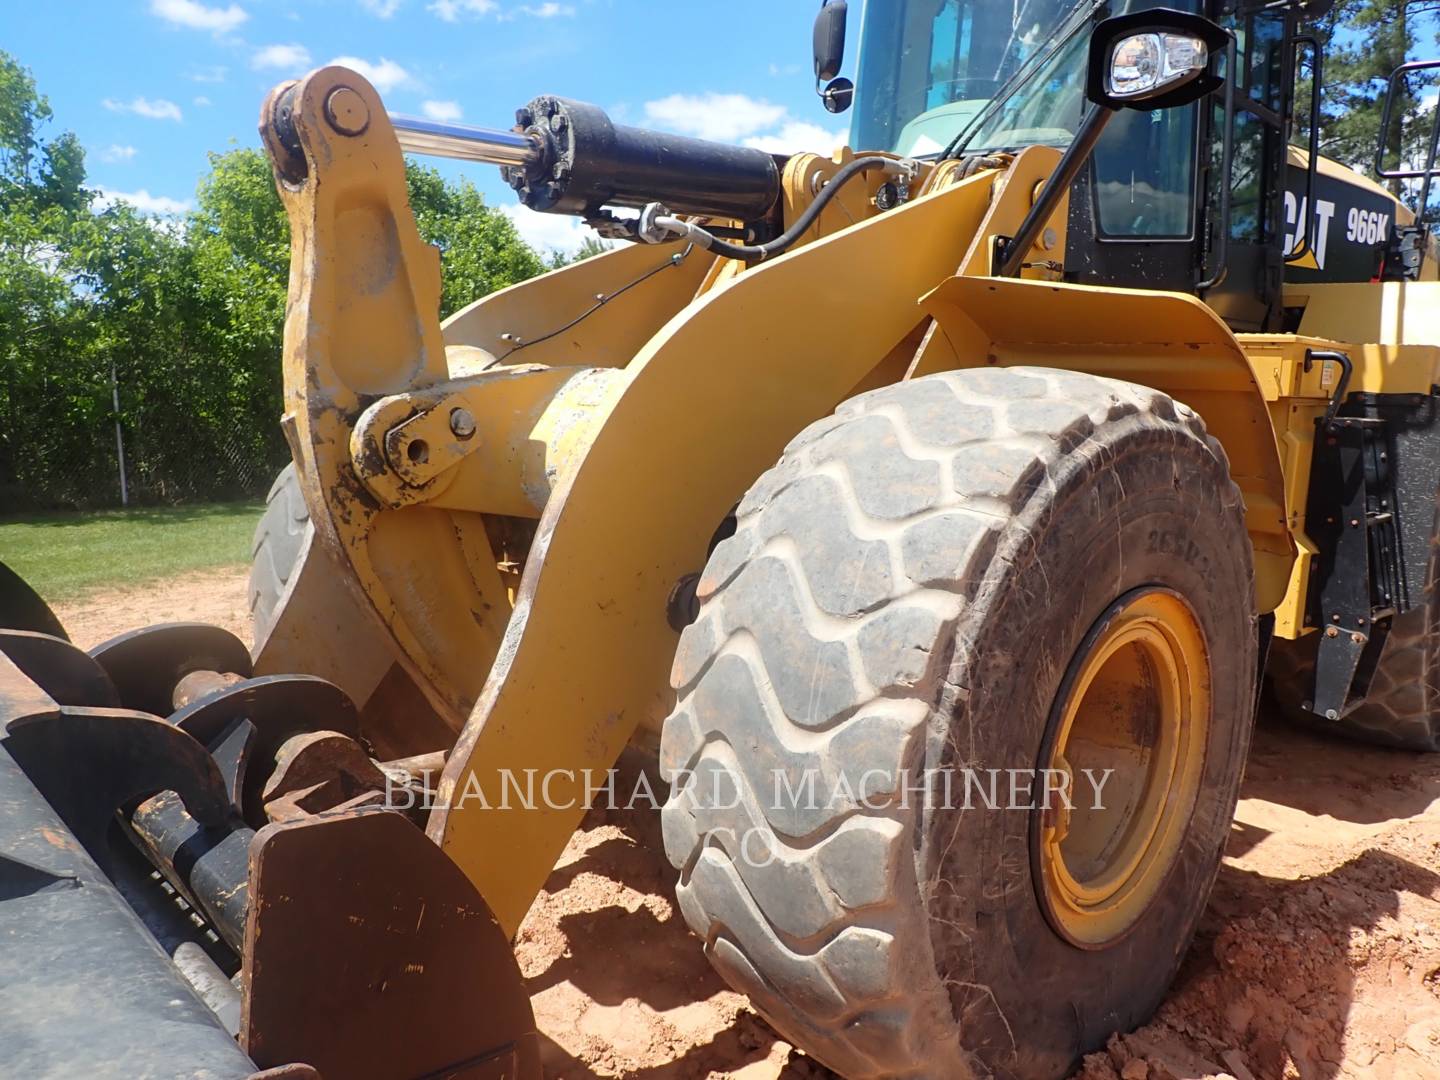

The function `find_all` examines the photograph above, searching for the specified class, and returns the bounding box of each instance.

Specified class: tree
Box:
[575,234,614,260]
[0,46,555,508]
[403,160,548,317]
[0,51,94,504]
[0,51,88,215]
[1305,0,1440,199]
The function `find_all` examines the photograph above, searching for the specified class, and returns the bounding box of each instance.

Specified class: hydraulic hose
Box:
[647,156,905,263]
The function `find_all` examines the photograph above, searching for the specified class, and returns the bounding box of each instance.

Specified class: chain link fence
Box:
[1,370,290,510]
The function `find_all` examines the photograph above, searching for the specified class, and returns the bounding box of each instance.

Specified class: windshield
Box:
[852,0,1091,156]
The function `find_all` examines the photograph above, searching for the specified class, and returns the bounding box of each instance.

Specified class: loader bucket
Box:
[0,562,541,1079]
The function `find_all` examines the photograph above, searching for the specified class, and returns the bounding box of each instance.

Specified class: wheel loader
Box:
[6,0,1440,1076]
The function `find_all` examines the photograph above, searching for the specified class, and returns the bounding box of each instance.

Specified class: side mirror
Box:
[813,0,848,83]
[821,76,855,114]
[1086,9,1228,111]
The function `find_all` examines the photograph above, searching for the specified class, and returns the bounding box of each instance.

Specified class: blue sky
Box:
[6,0,849,253]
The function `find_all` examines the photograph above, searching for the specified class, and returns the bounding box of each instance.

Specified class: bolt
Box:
[1325,626,1339,637]
[324,87,370,137]
[1350,518,1360,527]
[1332,614,1342,623]
[1352,632,1366,644]
[449,408,477,441]
[1325,709,1340,721]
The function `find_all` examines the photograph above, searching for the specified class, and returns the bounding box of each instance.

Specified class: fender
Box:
[913,275,1294,615]
[429,156,1006,934]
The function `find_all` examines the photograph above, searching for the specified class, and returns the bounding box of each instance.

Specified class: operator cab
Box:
[830,0,1427,332]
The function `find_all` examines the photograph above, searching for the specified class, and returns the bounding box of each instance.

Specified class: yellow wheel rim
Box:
[1033,588,1211,949]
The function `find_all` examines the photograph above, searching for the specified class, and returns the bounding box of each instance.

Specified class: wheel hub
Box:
[1033,587,1211,948]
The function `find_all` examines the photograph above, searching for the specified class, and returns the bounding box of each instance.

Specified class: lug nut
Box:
[324,87,370,137]
[450,408,477,440]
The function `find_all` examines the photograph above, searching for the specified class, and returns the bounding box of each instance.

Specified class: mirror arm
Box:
[997,104,1115,277]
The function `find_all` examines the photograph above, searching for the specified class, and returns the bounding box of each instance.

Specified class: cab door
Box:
[1063,0,1207,298]
[1063,1,1294,332]
[1198,2,1294,331]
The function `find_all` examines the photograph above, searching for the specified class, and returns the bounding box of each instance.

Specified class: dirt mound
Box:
[1075,717,1440,1080]
[54,565,250,648]
[53,571,1440,1079]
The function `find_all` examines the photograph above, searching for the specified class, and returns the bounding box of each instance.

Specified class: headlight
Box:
[1107,32,1208,99]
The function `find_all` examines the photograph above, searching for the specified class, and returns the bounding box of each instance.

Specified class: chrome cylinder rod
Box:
[388,114,541,168]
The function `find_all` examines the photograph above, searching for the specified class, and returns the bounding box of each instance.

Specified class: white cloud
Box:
[361,0,403,14]
[521,2,574,15]
[193,96,213,107]
[252,43,312,71]
[421,100,463,122]
[327,56,412,93]
[189,65,227,83]
[103,97,183,122]
[501,204,596,257]
[643,91,845,156]
[99,144,138,164]
[427,0,497,21]
[643,93,787,143]
[94,187,194,216]
[149,0,248,33]
[743,121,845,155]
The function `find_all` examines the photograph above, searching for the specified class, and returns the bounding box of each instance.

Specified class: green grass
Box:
[0,502,264,604]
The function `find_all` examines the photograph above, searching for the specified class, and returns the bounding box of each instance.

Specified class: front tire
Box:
[659,369,1256,1078]
[249,462,310,648]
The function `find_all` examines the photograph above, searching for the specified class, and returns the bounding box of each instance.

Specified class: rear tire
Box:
[1267,599,1440,751]
[659,369,1257,1078]
[249,463,310,647]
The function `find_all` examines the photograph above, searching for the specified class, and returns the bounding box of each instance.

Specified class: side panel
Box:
[1293,281,1440,366]
[1282,152,1412,284]
[913,275,1294,614]
[1241,330,1440,639]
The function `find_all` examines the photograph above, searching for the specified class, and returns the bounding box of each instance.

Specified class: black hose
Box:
[687,157,894,263]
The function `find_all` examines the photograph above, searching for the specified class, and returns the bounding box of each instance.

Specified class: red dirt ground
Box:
[54,570,1440,1080]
